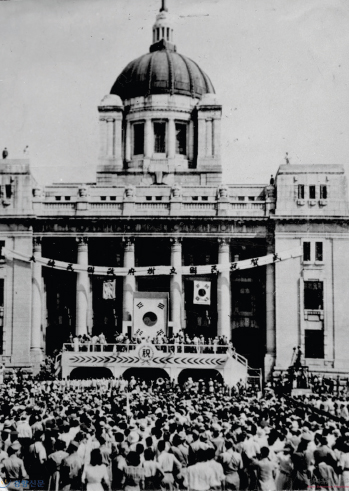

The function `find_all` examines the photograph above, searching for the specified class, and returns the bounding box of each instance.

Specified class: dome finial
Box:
[151,0,175,51]
[160,0,168,12]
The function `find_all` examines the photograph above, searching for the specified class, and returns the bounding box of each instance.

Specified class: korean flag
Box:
[193,281,211,305]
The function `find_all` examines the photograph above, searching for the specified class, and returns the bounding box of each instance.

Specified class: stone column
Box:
[206,119,213,157]
[99,117,107,157]
[76,237,89,337]
[197,116,206,159]
[188,120,194,162]
[168,118,176,158]
[107,118,115,157]
[125,120,131,161]
[213,117,221,157]
[144,118,153,158]
[217,238,231,338]
[265,239,276,378]
[123,238,135,325]
[170,238,182,333]
[31,237,43,359]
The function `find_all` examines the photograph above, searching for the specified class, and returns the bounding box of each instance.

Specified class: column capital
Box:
[122,237,135,249]
[170,237,182,245]
[218,237,230,248]
[76,236,88,246]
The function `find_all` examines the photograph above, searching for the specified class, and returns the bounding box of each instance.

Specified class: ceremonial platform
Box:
[61,343,249,387]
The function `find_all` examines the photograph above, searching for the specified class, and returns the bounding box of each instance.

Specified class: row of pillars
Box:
[31,237,276,367]
[124,119,194,161]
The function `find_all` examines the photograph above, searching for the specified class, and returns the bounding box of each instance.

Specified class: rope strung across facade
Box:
[3,245,302,276]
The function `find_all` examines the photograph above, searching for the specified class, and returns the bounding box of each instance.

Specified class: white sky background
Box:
[0,0,349,186]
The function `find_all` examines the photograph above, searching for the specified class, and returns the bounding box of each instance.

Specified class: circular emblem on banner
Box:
[142,311,158,327]
[198,288,207,297]
[139,345,155,362]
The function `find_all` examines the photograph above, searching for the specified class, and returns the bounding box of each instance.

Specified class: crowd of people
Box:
[2,369,349,490]
[64,331,234,355]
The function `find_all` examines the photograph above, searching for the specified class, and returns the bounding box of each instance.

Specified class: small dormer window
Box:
[320,185,327,199]
[309,185,316,199]
[154,122,166,153]
[175,122,187,155]
[298,185,305,199]
[133,122,144,156]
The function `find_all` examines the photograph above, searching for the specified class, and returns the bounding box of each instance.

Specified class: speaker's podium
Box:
[61,291,248,386]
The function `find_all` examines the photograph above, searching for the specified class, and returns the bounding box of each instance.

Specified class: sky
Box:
[0,0,349,186]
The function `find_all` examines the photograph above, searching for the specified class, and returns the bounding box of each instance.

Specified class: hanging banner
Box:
[103,280,116,300]
[193,281,211,305]
[2,245,302,277]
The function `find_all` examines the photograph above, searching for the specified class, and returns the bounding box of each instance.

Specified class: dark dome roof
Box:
[111,43,215,100]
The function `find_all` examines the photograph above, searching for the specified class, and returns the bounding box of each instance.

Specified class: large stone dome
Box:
[110,40,215,101]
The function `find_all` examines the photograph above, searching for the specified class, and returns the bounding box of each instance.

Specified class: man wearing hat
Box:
[1,441,28,490]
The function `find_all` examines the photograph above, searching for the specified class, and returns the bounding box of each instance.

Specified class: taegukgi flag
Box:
[193,281,211,305]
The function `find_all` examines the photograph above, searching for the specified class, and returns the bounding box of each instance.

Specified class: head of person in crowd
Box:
[90,448,103,467]
[126,451,140,467]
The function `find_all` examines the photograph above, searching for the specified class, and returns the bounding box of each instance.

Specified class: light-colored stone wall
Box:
[332,238,349,369]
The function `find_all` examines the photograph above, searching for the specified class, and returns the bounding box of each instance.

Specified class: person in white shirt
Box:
[184,448,217,491]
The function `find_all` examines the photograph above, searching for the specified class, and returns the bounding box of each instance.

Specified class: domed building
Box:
[0,0,348,385]
[96,2,222,187]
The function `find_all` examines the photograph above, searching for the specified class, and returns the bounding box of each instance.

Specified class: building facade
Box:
[0,2,348,380]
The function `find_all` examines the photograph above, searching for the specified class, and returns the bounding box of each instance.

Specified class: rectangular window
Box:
[320,185,327,199]
[5,185,12,199]
[133,123,144,155]
[305,330,324,359]
[315,242,323,262]
[303,242,311,262]
[154,122,166,153]
[175,122,187,155]
[298,185,305,199]
[309,185,316,199]
[304,281,323,310]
